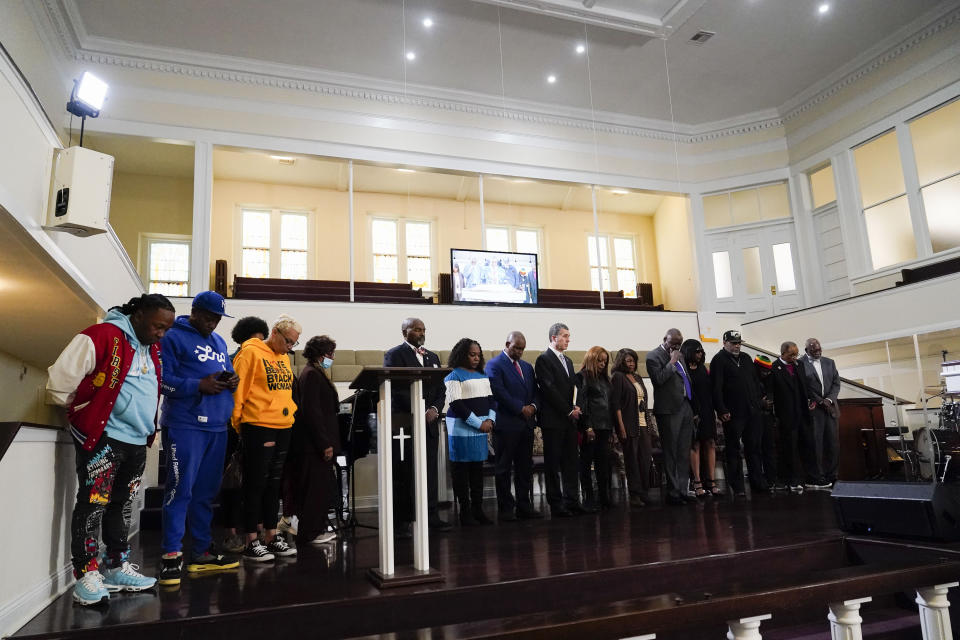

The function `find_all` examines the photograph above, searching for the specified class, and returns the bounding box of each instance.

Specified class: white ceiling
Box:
[63,0,954,125]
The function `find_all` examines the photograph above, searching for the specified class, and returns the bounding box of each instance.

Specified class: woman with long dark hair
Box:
[610,348,653,508]
[681,339,720,497]
[445,339,496,525]
[577,346,614,510]
[279,335,340,544]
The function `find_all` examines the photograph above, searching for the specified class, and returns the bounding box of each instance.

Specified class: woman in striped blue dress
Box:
[445,338,497,526]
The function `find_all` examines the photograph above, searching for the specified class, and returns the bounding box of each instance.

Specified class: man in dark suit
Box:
[764,341,809,493]
[534,322,585,517]
[486,331,542,521]
[646,328,695,505]
[798,337,841,489]
[710,330,768,496]
[383,317,451,534]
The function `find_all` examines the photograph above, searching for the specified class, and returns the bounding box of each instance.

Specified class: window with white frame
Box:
[588,235,638,296]
[484,225,542,259]
[703,183,791,229]
[909,98,960,254]
[853,131,915,270]
[238,208,312,279]
[371,217,433,290]
[141,235,191,296]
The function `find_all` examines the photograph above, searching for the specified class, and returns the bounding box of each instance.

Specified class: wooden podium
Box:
[351,366,450,588]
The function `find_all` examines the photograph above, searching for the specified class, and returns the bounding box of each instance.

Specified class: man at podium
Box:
[384,318,452,536]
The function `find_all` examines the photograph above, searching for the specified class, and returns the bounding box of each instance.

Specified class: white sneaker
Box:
[310,531,337,544]
[72,570,109,606]
[277,516,298,536]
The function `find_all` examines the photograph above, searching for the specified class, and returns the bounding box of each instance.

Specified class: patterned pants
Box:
[71,434,146,576]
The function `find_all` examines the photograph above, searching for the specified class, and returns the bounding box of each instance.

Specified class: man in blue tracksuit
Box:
[157,291,240,585]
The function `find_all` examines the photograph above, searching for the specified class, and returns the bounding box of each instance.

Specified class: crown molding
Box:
[31,0,959,145]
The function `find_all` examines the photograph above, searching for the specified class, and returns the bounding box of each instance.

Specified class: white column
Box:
[411,378,430,571]
[828,596,871,640]
[190,140,213,295]
[348,159,355,302]
[726,613,771,640]
[479,174,486,249]
[916,582,958,640]
[591,184,604,309]
[377,378,394,575]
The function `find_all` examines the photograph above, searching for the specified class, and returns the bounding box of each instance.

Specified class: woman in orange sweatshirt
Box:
[232,314,300,561]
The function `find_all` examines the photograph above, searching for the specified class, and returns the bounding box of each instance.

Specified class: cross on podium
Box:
[393,427,411,462]
[350,366,450,589]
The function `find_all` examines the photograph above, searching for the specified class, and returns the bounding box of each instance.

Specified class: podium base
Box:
[367,566,444,589]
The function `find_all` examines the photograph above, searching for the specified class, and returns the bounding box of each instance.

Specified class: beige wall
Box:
[653,196,697,311]
[211,180,664,302]
[0,350,62,425]
[109,172,194,282]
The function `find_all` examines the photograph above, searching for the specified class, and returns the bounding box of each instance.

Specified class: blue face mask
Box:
[320,357,334,369]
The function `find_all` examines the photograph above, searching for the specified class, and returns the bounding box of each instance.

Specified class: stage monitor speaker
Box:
[832,480,960,542]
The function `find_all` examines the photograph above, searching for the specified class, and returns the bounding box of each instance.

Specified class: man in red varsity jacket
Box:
[47,294,175,606]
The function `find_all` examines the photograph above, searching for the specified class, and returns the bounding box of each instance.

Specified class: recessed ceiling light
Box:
[396,168,416,173]
[269,155,293,161]
[575,43,586,54]
[406,51,416,61]
[818,3,830,14]
[547,74,557,84]
[610,189,630,195]
[513,179,533,184]
[422,17,433,28]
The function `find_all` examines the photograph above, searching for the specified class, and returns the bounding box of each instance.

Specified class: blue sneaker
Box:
[72,570,109,606]
[102,562,157,592]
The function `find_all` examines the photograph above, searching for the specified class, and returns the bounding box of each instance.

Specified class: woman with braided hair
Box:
[47,293,175,605]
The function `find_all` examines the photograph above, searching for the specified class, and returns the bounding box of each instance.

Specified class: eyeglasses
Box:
[281,332,300,349]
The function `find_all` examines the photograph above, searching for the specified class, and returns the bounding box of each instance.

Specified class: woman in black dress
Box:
[681,339,720,497]
[577,346,614,510]
[281,335,341,543]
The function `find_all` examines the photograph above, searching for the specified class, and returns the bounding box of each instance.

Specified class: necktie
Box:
[514,359,523,379]
[675,362,692,400]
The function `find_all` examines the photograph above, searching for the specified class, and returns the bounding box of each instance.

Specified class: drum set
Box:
[910,360,960,483]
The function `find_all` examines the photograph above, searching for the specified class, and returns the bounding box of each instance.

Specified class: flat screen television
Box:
[450,248,539,306]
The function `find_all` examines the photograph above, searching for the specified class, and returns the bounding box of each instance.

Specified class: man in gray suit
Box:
[798,337,841,489]
[646,328,695,505]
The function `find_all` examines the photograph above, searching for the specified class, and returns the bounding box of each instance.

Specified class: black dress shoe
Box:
[516,508,543,519]
[429,518,453,532]
[581,503,601,514]
[567,503,588,514]
[552,507,574,518]
[499,511,518,522]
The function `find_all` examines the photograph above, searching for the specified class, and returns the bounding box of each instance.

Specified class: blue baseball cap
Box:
[192,291,233,317]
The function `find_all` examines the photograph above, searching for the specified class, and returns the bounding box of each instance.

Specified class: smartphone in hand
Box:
[217,370,232,382]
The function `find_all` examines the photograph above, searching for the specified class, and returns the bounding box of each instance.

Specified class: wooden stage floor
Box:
[13,490,953,639]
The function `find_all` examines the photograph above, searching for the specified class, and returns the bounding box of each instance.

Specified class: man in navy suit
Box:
[486,331,542,521]
[534,322,585,517]
[383,317,451,534]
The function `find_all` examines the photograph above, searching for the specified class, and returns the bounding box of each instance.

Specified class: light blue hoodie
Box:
[103,309,159,446]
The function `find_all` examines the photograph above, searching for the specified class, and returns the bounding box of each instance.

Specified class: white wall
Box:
[0,428,75,638]
[741,272,960,352]
[170,298,701,355]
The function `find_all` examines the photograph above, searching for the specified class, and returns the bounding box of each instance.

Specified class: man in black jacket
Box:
[383,317,451,534]
[763,342,809,493]
[534,322,585,517]
[710,330,768,496]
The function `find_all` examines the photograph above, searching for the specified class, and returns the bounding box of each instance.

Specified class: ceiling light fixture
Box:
[818,3,830,14]
[610,189,630,195]
[547,74,557,84]
[422,17,433,28]
[406,51,416,61]
[269,155,294,161]
[575,43,586,54]
[396,168,416,173]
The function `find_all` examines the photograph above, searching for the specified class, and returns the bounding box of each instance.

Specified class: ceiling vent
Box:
[689,30,716,45]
